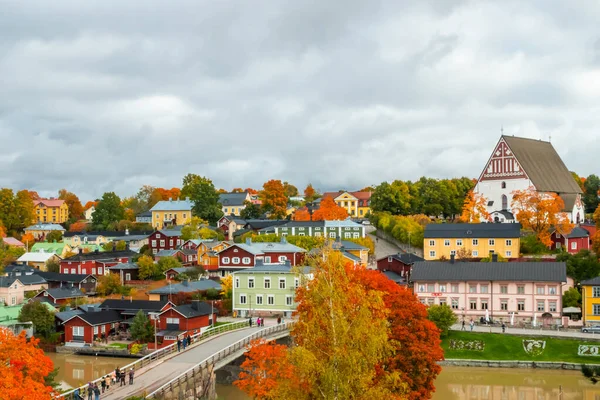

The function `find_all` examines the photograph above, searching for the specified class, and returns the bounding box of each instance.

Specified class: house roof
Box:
[180,249,197,256]
[137,211,152,218]
[99,299,169,313]
[278,221,325,228]
[250,241,307,253]
[378,252,425,264]
[31,242,68,254]
[108,262,139,270]
[11,274,47,286]
[55,309,84,322]
[562,226,590,239]
[73,310,123,326]
[411,261,567,282]
[63,249,137,262]
[165,267,197,275]
[581,277,600,286]
[3,264,38,274]
[42,287,87,299]
[25,223,65,232]
[243,220,288,230]
[491,210,515,220]
[64,230,152,238]
[35,271,95,283]
[34,199,65,208]
[423,223,521,239]
[158,229,182,238]
[332,240,367,251]
[150,199,193,212]
[322,191,372,201]
[170,301,213,318]
[2,237,24,247]
[219,192,249,207]
[148,279,221,294]
[234,261,294,274]
[0,277,22,288]
[17,252,60,263]
[0,305,24,324]
[156,249,181,257]
[341,251,361,263]
[324,220,364,228]
[502,136,582,194]
[382,271,405,284]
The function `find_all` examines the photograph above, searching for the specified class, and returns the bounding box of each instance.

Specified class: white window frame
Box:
[294,278,299,289]
[429,251,436,258]
[278,256,287,262]
[571,241,577,250]
[279,278,286,289]
[232,257,240,264]
[472,239,478,246]
[429,240,435,246]
[264,278,271,289]
[472,250,479,257]
[166,317,180,324]
[506,239,512,246]
[456,239,463,246]
[248,278,255,289]
[235,277,239,288]
[489,239,495,246]
[256,294,263,305]
[222,257,230,264]
[93,326,98,334]
[444,240,450,246]
[286,296,293,306]
[240,294,247,305]
[242,257,251,265]
[73,326,84,337]
[505,251,512,257]
[329,232,336,238]
[267,295,275,305]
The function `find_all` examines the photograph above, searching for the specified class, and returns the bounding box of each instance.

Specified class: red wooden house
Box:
[181,239,202,251]
[551,226,590,254]
[376,252,424,281]
[62,310,122,345]
[153,301,217,348]
[33,287,87,306]
[148,229,183,255]
[60,249,137,276]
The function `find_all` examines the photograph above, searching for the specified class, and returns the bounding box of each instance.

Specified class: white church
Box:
[474,135,584,224]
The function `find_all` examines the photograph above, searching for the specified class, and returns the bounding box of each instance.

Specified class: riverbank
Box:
[442,331,600,365]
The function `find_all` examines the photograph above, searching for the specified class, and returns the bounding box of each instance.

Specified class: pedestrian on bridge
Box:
[104,375,111,391]
[100,377,106,393]
[93,383,100,400]
[183,337,187,350]
[177,338,182,352]
[186,334,191,347]
[129,368,135,385]
[87,382,93,400]
[120,370,126,386]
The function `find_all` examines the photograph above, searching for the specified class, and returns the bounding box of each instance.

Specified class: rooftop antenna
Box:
[549,134,552,143]
[501,126,504,135]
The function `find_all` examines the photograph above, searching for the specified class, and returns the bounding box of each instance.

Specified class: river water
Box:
[47,353,600,399]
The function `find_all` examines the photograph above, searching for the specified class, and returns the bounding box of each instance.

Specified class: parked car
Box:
[581,326,600,333]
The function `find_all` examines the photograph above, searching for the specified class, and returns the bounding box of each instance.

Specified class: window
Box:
[505,251,512,257]
[240,295,247,304]
[427,284,435,292]
[518,300,525,311]
[344,233,351,239]
[256,295,263,305]
[594,287,600,298]
[329,232,336,238]
[101,325,106,333]
[480,285,489,294]
[73,326,84,337]
[470,299,477,310]
[456,239,463,246]
[536,286,545,295]
[160,240,165,247]
[571,242,577,250]
[506,239,512,246]
[500,285,508,294]
[222,257,230,264]
[451,284,459,293]
[537,301,545,312]
[151,240,156,247]
[549,302,557,312]
[517,286,525,295]
[279,278,286,289]
[265,256,271,263]
[286,296,293,306]
[481,299,488,310]
[439,298,447,306]
[242,257,251,265]
[548,286,557,295]
[594,304,600,315]
[429,251,436,258]
[353,232,360,239]
[267,295,274,305]
[429,240,435,246]
[501,181,506,189]
[235,277,239,288]
[93,326,98,334]
[71,268,76,274]
[451,298,459,309]
[183,213,186,219]
[444,240,450,246]
[315,232,322,237]
[418,284,425,293]
[294,278,299,288]
[278,256,287,262]
[248,278,255,288]
[264,278,271,289]
[489,239,495,246]
[472,251,479,257]
[11,297,16,305]
[439,284,446,293]
[469,285,477,293]
[450,250,456,256]
[169,239,174,246]
[232,257,240,264]
[501,300,508,311]
[92,268,96,275]
[472,239,479,246]
[427,298,435,306]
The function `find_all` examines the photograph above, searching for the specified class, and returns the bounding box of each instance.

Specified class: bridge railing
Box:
[146,321,295,399]
[56,320,250,399]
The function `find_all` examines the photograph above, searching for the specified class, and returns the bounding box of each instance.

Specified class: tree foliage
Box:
[137,255,157,280]
[18,301,56,339]
[46,259,60,273]
[0,189,36,235]
[69,221,90,232]
[260,180,288,220]
[511,187,573,247]
[584,174,600,214]
[157,256,182,275]
[181,174,223,224]
[312,196,348,221]
[426,304,458,337]
[181,217,222,241]
[0,243,26,270]
[370,212,430,248]
[102,240,126,251]
[293,208,311,221]
[283,182,299,198]
[130,310,155,343]
[240,201,262,219]
[58,189,83,221]
[303,184,317,203]
[0,328,55,399]
[241,233,325,252]
[220,275,233,299]
[520,234,550,255]
[562,287,582,308]
[557,250,600,285]
[97,273,127,296]
[93,192,125,230]
[458,190,490,223]
[45,230,63,243]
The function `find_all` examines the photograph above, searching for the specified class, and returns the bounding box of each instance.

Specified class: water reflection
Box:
[46,352,133,389]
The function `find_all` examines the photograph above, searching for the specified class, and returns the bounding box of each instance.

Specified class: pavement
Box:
[367,226,402,268]
[451,323,600,340]
[100,320,280,399]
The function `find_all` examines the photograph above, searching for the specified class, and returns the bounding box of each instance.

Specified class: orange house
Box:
[197,240,232,272]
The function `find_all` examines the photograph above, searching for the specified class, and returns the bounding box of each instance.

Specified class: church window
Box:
[501,181,506,189]
[501,195,508,210]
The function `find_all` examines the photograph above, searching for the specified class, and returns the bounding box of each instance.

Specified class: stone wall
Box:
[440,359,600,370]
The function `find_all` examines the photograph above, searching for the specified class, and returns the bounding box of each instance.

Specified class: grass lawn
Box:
[442,331,600,364]
[108,343,129,349]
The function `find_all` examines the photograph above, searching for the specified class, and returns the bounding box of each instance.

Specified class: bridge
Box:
[58,320,293,400]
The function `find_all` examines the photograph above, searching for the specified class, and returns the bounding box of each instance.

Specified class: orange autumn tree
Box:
[293,208,311,221]
[0,222,6,238]
[69,221,89,232]
[311,196,348,221]
[458,190,490,223]
[511,187,574,247]
[21,233,35,247]
[303,184,316,202]
[260,180,288,219]
[0,328,55,400]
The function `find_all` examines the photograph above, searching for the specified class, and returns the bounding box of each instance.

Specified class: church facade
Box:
[474,136,584,224]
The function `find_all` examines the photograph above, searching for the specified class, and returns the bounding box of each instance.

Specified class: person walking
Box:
[87,382,94,400]
[111,371,116,386]
[502,322,506,333]
[261,318,264,327]
[249,317,253,327]
[100,377,106,393]
[93,383,100,400]
[183,337,187,350]
[187,335,191,347]
[73,388,83,400]
[105,375,111,391]
[129,368,135,385]
[470,320,474,332]
[177,338,181,352]
[461,320,466,331]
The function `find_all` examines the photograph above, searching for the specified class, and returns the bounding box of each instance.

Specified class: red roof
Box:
[2,237,25,247]
[34,199,66,208]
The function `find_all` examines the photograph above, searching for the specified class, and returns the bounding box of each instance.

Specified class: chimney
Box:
[280,235,287,244]
[191,300,200,311]
[112,243,116,252]
[182,279,189,287]
[169,198,172,202]
[186,197,190,202]
[492,253,498,262]
[79,248,83,255]
[246,238,252,245]
[125,228,129,236]
[450,254,455,264]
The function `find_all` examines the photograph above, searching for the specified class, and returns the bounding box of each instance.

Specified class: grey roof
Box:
[75,310,123,326]
[172,301,212,318]
[24,223,65,231]
[333,240,367,251]
[156,249,180,257]
[108,262,139,270]
[35,271,95,283]
[562,226,590,239]
[279,221,325,228]
[411,261,567,283]
[248,241,307,253]
[137,211,152,218]
[42,287,87,299]
[0,277,20,288]
[244,220,288,230]
[219,192,249,207]
[63,249,137,262]
[502,136,582,194]
[165,267,197,275]
[582,277,600,286]
[3,265,38,274]
[158,229,182,237]
[382,271,405,284]
[342,251,361,262]
[235,261,293,274]
[148,279,221,294]
[55,309,84,322]
[12,274,47,285]
[150,199,193,211]
[379,253,425,264]
[424,223,521,239]
[99,299,169,313]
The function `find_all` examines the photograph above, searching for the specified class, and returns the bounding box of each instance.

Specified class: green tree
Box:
[130,310,155,343]
[45,259,60,273]
[0,189,35,234]
[557,250,600,285]
[97,274,124,296]
[240,201,262,219]
[283,181,299,198]
[58,189,84,222]
[181,174,223,224]
[137,255,157,280]
[157,256,182,275]
[45,230,63,243]
[18,301,56,339]
[426,304,457,337]
[0,243,26,271]
[371,180,412,215]
[93,192,125,230]
[584,174,600,213]
[102,240,126,251]
[563,287,582,308]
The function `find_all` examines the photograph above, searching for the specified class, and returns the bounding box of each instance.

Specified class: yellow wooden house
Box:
[34,199,69,223]
[150,198,193,229]
[581,277,600,326]
[322,191,372,218]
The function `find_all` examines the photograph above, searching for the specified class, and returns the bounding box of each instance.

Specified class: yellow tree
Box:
[458,190,489,223]
[260,180,288,219]
[220,275,233,299]
[511,187,573,247]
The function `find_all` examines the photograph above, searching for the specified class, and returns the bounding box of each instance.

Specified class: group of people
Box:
[72,367,134,400]
[461,319,507,333]
[177,334,192,352]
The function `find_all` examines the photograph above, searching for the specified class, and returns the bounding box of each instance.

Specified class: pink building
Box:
[411,260,569,326]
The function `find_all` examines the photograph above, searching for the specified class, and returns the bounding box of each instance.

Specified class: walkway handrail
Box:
[56,320,250,399]
[145,321,296,398]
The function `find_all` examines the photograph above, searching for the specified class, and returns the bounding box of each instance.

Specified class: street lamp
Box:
[149,312,159,350]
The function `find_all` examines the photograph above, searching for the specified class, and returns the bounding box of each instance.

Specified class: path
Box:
[366,226,401,268]
[451,323,600,340]
[101,322,275,399]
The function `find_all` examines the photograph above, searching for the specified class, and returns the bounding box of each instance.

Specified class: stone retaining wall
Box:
[440,359,600,369]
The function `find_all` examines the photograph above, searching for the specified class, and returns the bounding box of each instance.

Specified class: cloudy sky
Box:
[1,1,599,201]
